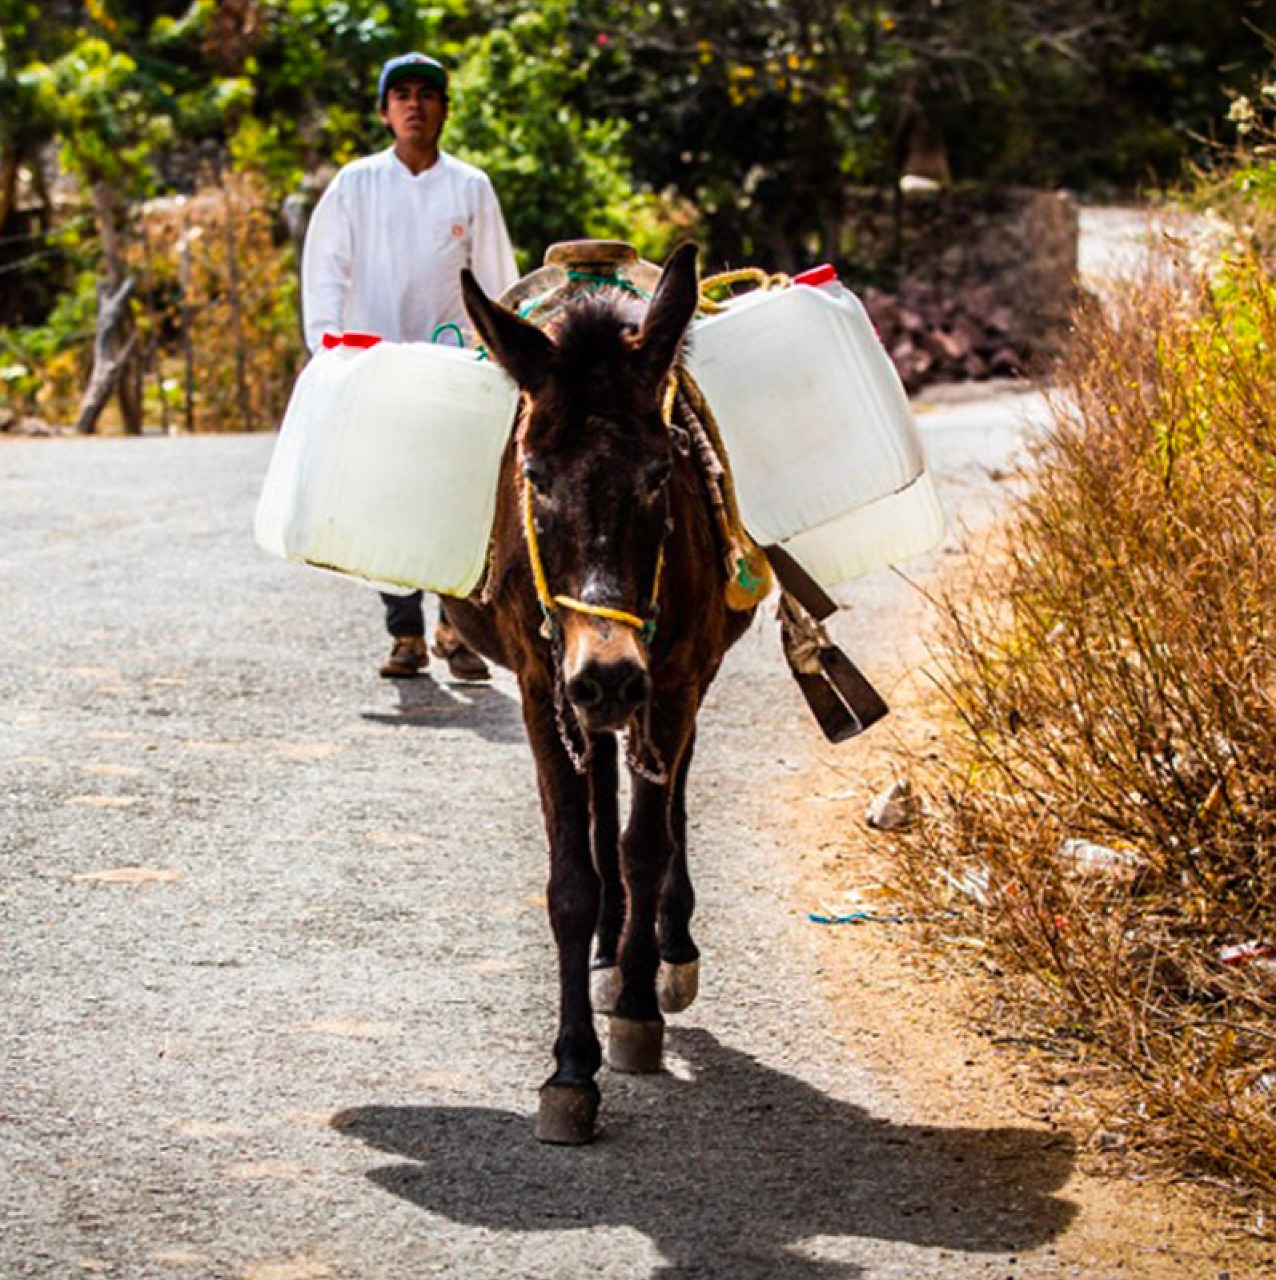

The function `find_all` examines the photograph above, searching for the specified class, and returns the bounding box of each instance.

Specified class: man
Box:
[301,53,519,681]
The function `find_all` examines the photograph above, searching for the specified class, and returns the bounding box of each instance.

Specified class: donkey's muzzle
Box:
[566,658,651,731]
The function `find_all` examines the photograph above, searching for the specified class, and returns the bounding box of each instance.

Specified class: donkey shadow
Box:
[334,1027,1077,1278]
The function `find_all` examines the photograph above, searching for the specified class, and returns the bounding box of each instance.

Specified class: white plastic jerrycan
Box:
[255,332,519,596]
[687,264,945,593]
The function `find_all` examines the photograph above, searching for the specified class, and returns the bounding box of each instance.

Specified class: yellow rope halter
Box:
[521,465,665,642]
[517,372,680,643]
[511,263,782,648]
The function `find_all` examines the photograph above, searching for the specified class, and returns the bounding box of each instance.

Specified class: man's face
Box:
[380,79,448,148]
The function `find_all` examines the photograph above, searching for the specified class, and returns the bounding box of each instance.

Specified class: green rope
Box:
[517,270,652,324]
[431,322,466,347]
[565,269,652,299]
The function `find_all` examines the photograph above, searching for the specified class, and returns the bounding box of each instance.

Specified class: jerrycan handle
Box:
[430,322,466,347]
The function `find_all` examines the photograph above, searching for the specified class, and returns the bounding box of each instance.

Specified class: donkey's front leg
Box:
[523,696,602,1144]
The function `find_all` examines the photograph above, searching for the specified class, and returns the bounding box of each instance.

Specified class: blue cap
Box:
[377,53,448,107]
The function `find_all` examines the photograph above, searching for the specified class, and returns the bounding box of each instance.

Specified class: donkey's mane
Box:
[545,292,645,377]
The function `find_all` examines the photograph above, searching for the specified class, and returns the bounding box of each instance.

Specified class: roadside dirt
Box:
[780,550,1276,1278]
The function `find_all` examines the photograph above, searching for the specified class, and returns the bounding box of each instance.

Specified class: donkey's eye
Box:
[642,460,672,498]
[523,457,551,495]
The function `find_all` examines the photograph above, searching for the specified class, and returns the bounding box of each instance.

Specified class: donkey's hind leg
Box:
[657,729,699,1014]
[607,767,670,1073]
[588,732,623,1015]
[609,712,697,1073]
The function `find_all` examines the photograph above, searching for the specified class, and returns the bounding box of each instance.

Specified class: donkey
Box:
[444,242,758,1143]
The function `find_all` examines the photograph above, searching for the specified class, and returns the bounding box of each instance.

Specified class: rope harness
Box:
[520,457,666,648]
[515,360,679,784]
[507,258,884,772]
[696,266,791,312]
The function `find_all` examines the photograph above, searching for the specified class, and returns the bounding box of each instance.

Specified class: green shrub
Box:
[0,272,97,422]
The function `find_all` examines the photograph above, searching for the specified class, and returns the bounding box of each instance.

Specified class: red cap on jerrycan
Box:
[321,331,382,349]
[793,263,839,288]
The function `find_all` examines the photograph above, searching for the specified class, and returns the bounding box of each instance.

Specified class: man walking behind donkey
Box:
[301,52,519,681]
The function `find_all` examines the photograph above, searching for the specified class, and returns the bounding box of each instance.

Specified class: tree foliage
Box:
[13,0,1272,259]
[2,0,1273,426]
[447,1,684,266]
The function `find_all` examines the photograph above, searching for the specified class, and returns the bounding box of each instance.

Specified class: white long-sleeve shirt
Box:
[300,147,518,352]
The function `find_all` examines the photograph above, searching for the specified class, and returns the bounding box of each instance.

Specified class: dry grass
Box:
[896,232,1276,1196]
[131,171,301,432]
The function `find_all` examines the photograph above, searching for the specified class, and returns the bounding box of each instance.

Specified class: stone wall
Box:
[844,186,1079,333]
[838,186,1081,386]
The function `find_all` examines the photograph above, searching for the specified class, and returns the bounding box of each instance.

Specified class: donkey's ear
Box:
[462,269,553,394]
[635,241,700,394]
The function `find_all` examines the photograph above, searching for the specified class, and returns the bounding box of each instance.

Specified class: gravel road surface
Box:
[5,388,1137,1280]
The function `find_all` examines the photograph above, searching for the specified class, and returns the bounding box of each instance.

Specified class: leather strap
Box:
[768,552,889,743]
[763,543,839,620]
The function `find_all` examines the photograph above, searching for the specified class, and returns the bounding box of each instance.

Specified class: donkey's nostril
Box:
[619,671,650,709]
[567,674,604,709]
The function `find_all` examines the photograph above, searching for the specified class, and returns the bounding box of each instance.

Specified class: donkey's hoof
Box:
[590,965,621,1015]
[657,959,700,1014]
[607,1017,665,1074]
[536,1082,600,1145]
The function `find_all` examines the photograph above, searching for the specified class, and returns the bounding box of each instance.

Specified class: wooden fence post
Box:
[179,216,196,434]
[224,179,252,431]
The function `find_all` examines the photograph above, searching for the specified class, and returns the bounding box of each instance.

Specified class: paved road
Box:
[3,389,1088,1280]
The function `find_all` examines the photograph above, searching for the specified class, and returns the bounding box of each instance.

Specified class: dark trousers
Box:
[381,591,454,638]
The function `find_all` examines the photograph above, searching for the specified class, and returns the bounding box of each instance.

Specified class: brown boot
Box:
[379,635,428,679]
[431,622,490,683]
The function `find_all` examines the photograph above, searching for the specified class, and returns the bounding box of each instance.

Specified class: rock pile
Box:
[863,281,1033,393]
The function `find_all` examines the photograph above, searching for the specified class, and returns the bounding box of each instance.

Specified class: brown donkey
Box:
[444,243,758,1143]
